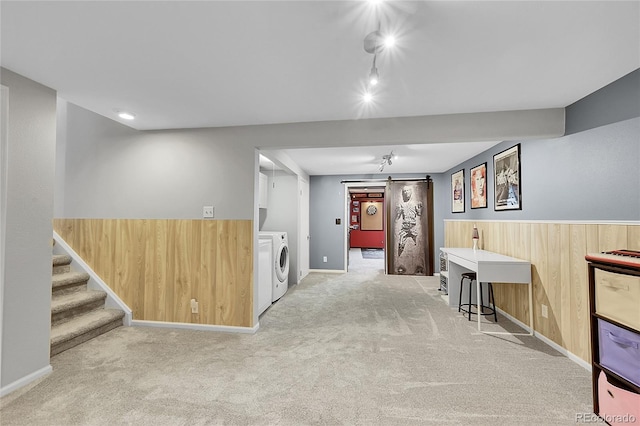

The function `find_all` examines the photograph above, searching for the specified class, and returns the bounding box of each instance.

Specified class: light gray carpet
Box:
[1,253,592,425]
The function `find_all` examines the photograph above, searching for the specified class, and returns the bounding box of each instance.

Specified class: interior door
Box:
[298,177,310,281]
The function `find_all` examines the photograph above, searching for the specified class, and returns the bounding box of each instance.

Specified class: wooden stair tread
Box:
[51,289,106,314]
[50,309,124,346]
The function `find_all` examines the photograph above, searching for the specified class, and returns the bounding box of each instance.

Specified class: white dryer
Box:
[258,231,289,302]
[257,237,273,315]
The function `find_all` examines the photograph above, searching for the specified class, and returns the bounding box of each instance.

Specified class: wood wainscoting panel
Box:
[53,219,253,327]
[628,226,640,250]
[444,220,639,363]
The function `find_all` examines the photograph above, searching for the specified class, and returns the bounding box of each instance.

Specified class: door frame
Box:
[343,182,386,272]
[1,85,9,378]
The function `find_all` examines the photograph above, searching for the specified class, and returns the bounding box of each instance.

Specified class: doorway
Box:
[344,183,385,272]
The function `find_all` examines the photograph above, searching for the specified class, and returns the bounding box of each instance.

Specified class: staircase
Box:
[50,253,125,356]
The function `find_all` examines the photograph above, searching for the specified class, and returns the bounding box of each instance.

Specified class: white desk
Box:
[441,248,533,336]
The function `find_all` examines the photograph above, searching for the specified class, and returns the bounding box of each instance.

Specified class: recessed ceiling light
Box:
[363,92,373,103]
[117,111,136,120]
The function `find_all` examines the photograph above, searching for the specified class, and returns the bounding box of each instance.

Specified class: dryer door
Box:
[275,243,289,282]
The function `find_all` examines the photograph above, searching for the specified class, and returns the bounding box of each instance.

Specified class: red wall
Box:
[349,195,384,249]
[350,229,384,248]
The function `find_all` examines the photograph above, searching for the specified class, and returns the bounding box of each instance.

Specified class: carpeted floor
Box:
[360,248,385,259]
[1,259,592,425]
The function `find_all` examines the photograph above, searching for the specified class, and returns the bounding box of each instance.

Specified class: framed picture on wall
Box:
[493,144,521,211]
[470,162,487,209]
[451,169,465,213]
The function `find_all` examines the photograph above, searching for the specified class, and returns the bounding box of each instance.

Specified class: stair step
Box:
[50,309,125,356]
[52,254,72,274]
[51,290,107,326]
[52,271,90,295]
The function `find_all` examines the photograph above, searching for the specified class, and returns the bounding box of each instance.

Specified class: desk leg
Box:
[477,278,482,332]
[478,281,535,337]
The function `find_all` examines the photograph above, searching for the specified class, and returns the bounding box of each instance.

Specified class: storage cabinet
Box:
[259,172,268,208]
[439,250,448,294]
[586,251,640,425]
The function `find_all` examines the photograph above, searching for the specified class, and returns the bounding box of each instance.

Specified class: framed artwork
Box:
[470,162,487,209]
[451,169,465,213]
[493,144,521,211]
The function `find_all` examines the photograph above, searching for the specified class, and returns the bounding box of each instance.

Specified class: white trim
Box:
[0,365,52,397]
[132,320,259,334]
[309,269,345,274]
[444,219,640,225]
[0,85,8,390]
[52,231,133,326]
[495,306,591,372]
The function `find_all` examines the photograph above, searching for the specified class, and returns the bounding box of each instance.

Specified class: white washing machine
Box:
[258,231,289,302]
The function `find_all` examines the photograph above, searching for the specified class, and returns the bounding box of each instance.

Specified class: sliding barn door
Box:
[385,179,434,276]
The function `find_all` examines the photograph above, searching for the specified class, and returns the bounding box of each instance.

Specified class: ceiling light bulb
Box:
[363,92,373,103]
[118,111,136,120]
[384,36,395,48]
[369,67,379,86]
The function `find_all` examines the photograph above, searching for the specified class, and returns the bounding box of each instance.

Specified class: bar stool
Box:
[458,272,498,322]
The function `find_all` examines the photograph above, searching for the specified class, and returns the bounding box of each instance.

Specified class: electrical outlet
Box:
[203,206,214,218]
[323,256,328,263]
[541,304,548,318]
[190,298,199,314]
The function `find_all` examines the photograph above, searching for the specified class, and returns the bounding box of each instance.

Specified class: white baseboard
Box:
[132,320,259,334]
[0,364,52,398]
[495,307,591,372]
[53,231,133,326]
[309,269,345,274]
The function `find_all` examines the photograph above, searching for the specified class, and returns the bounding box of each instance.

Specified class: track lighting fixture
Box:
[363,17,395,93]
[359,1,397,105]
[369,60,379,86]
[378,151,395,172]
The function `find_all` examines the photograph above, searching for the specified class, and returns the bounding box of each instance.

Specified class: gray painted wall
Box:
[59,102,256,219]
[566,69,640,135]
[440,118,639,224]
[1,69,56,388]
[309,173,436,270]
[261,171,299,284]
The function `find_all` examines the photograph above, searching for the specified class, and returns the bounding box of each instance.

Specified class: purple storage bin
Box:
[598,319,640,387]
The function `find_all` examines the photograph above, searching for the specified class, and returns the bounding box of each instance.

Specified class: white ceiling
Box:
[2,1,639,175]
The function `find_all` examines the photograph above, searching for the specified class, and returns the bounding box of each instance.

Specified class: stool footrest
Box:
[459,303,497,317]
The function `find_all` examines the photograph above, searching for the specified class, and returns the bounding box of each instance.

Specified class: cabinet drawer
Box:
[595,269,640,330]
[598,319,640,387]
[597,371,640,425]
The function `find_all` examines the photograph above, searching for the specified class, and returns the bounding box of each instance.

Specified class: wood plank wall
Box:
[53,219,253,327]
[444,220,640,363]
